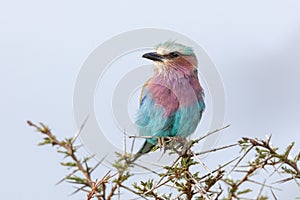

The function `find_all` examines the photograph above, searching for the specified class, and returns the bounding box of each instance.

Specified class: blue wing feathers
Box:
[135,86,205,145]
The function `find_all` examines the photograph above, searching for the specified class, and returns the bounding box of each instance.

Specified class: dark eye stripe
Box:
[165,51,180,59]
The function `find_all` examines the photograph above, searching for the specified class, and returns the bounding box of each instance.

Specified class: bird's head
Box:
[142,41,197,75]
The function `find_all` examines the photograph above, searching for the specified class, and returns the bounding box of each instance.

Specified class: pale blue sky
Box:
[1,0,300,199]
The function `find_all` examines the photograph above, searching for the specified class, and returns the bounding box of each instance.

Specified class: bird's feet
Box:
[157,136,192,156]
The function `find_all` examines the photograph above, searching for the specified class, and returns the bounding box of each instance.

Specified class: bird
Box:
[132,41,205,162]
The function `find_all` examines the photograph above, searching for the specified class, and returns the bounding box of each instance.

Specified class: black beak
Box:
[142,52,163,62]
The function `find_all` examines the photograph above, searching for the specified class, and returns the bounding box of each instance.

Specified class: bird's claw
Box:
[156,136,191,156]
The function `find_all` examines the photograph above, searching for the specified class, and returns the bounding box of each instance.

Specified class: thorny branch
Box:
[27,121,112,200]
[28,121,300,200]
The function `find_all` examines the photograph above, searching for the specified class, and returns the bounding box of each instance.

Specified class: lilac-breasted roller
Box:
[133,41,205,161]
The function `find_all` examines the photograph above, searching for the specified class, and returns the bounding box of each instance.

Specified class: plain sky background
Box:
[1,0,300,199]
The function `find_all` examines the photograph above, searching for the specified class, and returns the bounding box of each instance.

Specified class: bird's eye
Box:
[169,51,180,58]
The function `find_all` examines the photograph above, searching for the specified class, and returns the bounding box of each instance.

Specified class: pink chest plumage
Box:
[148,73,203,117]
